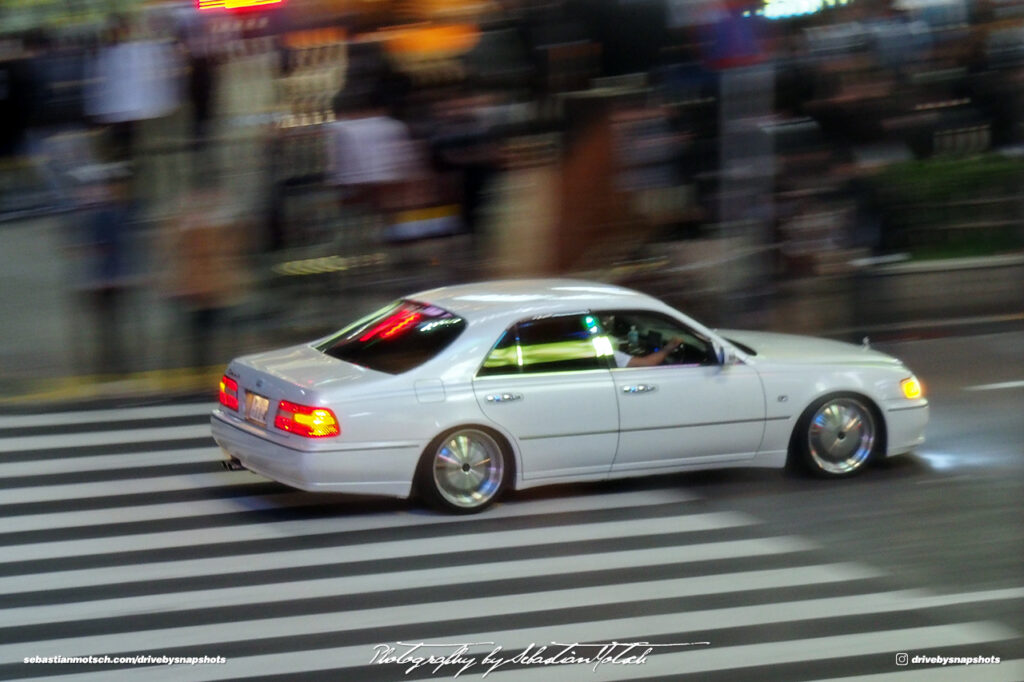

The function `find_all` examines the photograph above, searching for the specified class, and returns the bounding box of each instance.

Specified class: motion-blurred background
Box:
[1,0,1022,400]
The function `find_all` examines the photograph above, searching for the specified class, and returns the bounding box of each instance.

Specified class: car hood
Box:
[718,330,903,367]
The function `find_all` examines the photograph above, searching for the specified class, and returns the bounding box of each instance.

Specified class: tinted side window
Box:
[597,310,717,366]
[478,329,519,376]
[478,315,611,376]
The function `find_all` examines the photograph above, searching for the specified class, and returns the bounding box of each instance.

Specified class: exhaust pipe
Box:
[222,457,247,471]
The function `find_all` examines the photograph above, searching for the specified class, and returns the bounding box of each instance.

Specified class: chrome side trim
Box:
[519,416,788,441]
[520,429,619,441]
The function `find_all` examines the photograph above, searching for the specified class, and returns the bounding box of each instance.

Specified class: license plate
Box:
[245,392,270,426]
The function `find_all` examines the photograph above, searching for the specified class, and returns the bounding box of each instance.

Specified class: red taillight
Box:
[219,375,239,410]
[274,401,340,438]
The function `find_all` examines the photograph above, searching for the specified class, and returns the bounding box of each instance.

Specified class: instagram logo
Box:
[896,653,909,666]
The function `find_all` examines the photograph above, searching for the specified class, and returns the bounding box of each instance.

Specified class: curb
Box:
[0,367,223,413]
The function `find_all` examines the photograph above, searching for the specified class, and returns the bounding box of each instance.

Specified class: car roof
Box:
[410,278,667,323]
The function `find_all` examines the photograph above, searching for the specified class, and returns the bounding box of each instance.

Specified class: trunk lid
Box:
[222,345,382,434]
[232,344,381,392]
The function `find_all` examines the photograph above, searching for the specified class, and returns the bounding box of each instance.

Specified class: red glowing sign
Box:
[197,0,284,11]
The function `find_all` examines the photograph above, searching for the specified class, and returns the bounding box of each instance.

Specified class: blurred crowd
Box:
[1,0,1023,377]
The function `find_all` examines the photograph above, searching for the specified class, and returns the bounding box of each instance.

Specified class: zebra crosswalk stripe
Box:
[0,488,701,564]
[0,486,694,536]
[1,490,342,534]
[1,404,1020,681]
[2,538,818,628]
[0,447,224,479]
[0,424,213,453]
[0,564,884,663]
[25,623,1016,682]
[0,403,216,430]
[819,660,1024,682]
[0,512,758,594]
[3,470,260,505]
[469,629,1021,682]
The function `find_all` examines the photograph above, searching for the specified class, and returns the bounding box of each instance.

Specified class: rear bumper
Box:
[210,409,420,499]
[884,400,929,456]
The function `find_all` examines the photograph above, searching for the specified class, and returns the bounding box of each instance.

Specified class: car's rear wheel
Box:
[795,394,879,477]
[419,427,509,513]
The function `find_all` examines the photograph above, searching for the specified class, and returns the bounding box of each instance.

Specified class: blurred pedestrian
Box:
[0,33,38,159]
[325,84,429,252]
[85,16,182,162]
[163,188,247,372]
[66,163,138,376]
[428,87,502,241]
[0,35,40,216]
[178,21,217,148]
[326,88,422,211]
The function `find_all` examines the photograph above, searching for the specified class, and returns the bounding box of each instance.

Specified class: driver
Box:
[614,336,684,368]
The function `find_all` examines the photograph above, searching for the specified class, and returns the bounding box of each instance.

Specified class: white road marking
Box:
[6,404,1020,682]
[1,470,264,505]
[26,623,1017,682]
[0,488,700,563]
[0,424,212,453]
[827,660,1024,681]
[0,565,884,660]
[0,447,224,479]
[964,380,1024,392]
[485,625,1021,682]
[0,491,321,535]
[0,537,816,628]
[0,512,758,594]
[0,403,216,429]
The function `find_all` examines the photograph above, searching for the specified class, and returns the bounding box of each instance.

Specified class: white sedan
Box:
[211,279,928,513]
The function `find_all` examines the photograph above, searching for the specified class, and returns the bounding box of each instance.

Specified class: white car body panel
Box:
[210,279,929,501]
[610,363,766,471]
[473,370,619,479]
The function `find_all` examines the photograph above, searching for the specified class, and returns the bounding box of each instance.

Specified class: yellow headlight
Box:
[901,377,923,400]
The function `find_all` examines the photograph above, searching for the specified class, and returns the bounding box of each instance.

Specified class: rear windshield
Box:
[316,300,466,374]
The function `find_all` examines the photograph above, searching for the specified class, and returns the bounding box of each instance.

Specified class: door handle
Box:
[622,384,657,394]
[486,393,523,403]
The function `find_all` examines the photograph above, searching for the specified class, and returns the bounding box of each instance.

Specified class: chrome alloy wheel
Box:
[432,429,505,510]
[807,398,876,475]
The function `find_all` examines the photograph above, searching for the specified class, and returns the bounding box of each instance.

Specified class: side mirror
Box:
[717,345,738,366]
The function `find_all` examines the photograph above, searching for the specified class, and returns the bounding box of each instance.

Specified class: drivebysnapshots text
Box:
[895,652,1001,667]
[370,640,710,677]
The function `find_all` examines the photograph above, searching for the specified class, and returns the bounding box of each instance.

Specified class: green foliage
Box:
[871,155,1024,258]
[875,155,1024,206]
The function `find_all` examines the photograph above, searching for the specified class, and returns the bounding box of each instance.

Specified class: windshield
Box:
[316,300,466,374]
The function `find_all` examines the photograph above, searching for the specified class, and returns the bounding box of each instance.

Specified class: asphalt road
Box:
[0,331,1021,681]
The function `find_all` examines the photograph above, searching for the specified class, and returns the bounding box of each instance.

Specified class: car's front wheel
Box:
[418,427,510,513]
[794,394,880,477]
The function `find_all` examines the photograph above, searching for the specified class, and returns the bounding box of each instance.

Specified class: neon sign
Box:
[197,0,284,11]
